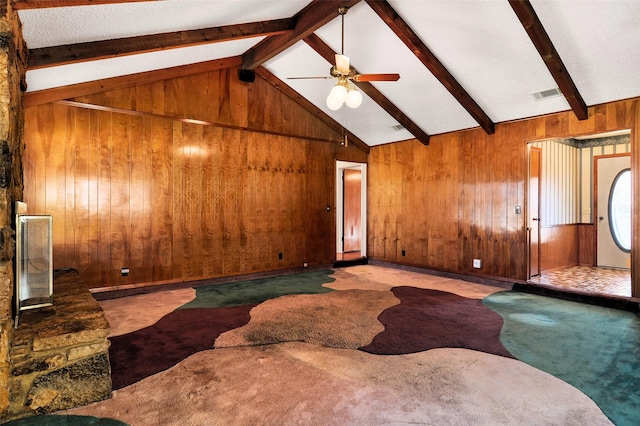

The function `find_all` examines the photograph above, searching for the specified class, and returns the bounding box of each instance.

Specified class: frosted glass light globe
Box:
[346,89,363,108]
[329,84,348,103]
[326,94,343,111]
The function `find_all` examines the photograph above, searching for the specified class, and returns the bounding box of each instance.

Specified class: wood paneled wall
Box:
[578,223,595,266]
[540,224,579,271]
[23,65,366,289]
[369,99,640,294]
[369,129,525,280]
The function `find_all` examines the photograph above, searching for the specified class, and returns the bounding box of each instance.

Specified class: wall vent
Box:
[532,88,563,101]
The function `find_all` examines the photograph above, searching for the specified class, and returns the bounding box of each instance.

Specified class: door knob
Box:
[532,218,540,221]
[599,216,604,222]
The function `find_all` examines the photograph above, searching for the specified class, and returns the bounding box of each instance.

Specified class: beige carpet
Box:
[215,289,398,349]
[63,265,611,425]
[99,288,195,337]
[67,343,610,425]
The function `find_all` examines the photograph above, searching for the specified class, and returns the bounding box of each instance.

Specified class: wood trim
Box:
[508,0,588,120]
[12,0,150,9]
[24,56,243,106]
[254,66,370,154]
[632,112,640,297]
[304,32,430,146]
[365,0,495,135]
[242,0,361,70]
[56,99,342,144]
[528,146,542,278]
[28,19,295,69]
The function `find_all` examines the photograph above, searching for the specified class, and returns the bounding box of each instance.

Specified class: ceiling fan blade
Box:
[353,73,400,82]
[287,76,334,80]
[335,54,350,74]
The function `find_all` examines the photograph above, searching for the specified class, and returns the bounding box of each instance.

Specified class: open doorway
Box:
[527,130,632,297]
[336,161,367,261]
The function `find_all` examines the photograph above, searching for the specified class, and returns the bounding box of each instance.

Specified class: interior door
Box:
[529,147,542,277]
[343,169,362,252]
[596,154,631,268]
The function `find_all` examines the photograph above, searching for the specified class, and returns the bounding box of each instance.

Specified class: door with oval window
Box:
[596,154,631,269]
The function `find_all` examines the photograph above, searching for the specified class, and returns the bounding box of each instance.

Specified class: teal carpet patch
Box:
[484,291,640,426]
[6,415,128,425]
[178,269,336,309]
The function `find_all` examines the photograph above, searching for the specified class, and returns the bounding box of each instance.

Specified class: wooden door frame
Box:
[528,146,542,279]
[336,161,367,258]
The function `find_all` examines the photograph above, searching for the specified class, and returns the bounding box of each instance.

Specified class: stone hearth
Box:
[6,269,111,421]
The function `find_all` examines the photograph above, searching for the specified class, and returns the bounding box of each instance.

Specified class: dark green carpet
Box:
[6,415,128,425]
[177,269,336,309]
[484,290,640,426]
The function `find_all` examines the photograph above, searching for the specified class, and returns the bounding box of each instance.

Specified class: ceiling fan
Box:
[288,6,400,110]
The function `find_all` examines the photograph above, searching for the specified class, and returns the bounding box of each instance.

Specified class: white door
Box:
[596,155,631,269]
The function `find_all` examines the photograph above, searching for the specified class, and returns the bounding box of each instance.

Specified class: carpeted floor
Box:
[484,290,640,426]
[11,265,639,425]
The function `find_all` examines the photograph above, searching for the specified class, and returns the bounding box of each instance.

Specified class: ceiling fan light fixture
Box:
[290,4,399,112]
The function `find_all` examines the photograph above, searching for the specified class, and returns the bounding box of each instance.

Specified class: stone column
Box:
[0,0,27,418]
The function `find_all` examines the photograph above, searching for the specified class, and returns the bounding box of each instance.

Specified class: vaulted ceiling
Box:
[16,0,640,148]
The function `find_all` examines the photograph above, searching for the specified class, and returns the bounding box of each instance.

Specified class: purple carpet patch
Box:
[360,287,513,358]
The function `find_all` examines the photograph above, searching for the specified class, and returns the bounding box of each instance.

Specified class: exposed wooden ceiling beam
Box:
[242,0,361,71]
[255,66,370,154]
[366,0,495,135]
[24,55,242,106]
[12,0,152,9]
[28,18,294,69]
[304,33,430,146]
[509,0,588,120]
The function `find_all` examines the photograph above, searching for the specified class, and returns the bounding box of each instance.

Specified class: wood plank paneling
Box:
[150,117,173,283]
[368,98,637,286]
[540,224,579,272]
[578,223,595,266]
[23,65,357,289]
[129,114,151,284]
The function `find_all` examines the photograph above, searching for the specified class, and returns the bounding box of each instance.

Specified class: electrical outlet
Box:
[402,249,406,257]
[473,259,481,269]
[278,253,283,260]
[303,262,308,268]
[121,267,129,277]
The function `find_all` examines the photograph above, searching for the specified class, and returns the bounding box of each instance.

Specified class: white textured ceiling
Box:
[18,0,640,147]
